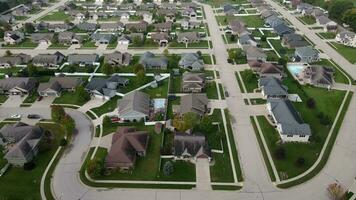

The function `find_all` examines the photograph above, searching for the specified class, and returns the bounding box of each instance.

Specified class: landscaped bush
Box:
[87,158,105,178]
[23,161,36,171]
[307,98,316,109]
[163,161,174,176]
[295,157,306,168]
[274,147,286,160]
[59,138,67,146]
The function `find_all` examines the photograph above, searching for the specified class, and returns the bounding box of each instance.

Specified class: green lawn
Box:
[81,41,97,49]
[250,98,266,105]
[41,11,73,21]
[170,75,182,94]
[91,96,120,117]
[3,38,38,49]
[169,40,210,49]
[0,95,8,103]
[265,50,280,62]
[318,32,336,39]
[251,29,263,38]
[0,123,64,200]
[262,30,279,38]
[216,15,264,27]
[23,92,39,103]
[141,79,169,98]
[269,39,295,57]
[298,16,316,25]
[53,90,90,106]
[311,59,349,84]
[128,39,159,49]
[166,97,180,119]
[219,84,225,100]
[0,146,7,169]
[206,81,219,99]
[240,70,258,93]
[329,42,356,64]
[158,159,196,181]
[202,54,214,64]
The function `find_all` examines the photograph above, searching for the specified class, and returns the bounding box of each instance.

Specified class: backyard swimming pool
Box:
[153,98,166,111]
[287,63,307,76]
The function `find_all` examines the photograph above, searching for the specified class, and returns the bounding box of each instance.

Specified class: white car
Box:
[10,114,22,119]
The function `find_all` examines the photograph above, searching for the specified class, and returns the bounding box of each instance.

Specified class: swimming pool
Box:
[153,98,166,111]
[287,63,306,76]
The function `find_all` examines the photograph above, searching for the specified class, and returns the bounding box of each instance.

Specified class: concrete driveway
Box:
[196,158,211,190]
[31,96,55,108]
[1,95,26,107]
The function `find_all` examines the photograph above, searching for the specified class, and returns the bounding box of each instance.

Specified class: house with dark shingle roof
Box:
[104,51,132,67]
[248,60,284,79]
[179,53,204,71]
[273,23,295,36]
[294,46,319,63]
[258,77,288,99]
[125,21,148,32]
[0,77,37,95]
[117,91,150,122]
[100,22,124,32]
[243,45,267,62]
[139,52,168,70]
[58,32,81,45]
[153,21,173,32]
[182,72,205,93]
[0,54,31,68]
[282,33,309,48]
[85,75,129,99]
[38,77,83,97]
[3,31,25,45]
[151,32,170,47]
[297,65,334,88]
[173,132,211,162]
[76,22,97,32]
[32,51,65,68]
[105,127,149,170]
[90,33,115,45]
[31,33,54,44]
[67,54,99,66]
[0,122,43,166]
[267,99,311,142]
[177,32,200,44]
[173,93,209,117]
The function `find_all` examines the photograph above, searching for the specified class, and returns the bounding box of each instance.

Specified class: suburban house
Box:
[177,32,200,44]
[243,45,267,62]
[173,132,212,162]
[181,19,200,30]
[258,77,288,99]
[281,33,309,48]
[315,15,337,32]
[105,127,149,171]
[117,91,151,122]
[100,22,125,32]
[151,32,170,47]
[265,15,284,28]
[104,51,132,67]
[11,5,30,16]
[0,77,37,95]
[0,122,43,166]
[182,7,197,18]
[76,22,97,32]
[296,65,334,88]
[266,99,311,142]
[32,52,65,68]
[48,23,73,32]
[67,54,99,66]
[238,33,258,47]
[37,77,83,97]
[91,33,115,45]
[139,52,168,70]
[58,32,81,45]
[248,60,284,79]
[179,53,204,71]
[182,72,205,93]
[0,54,31,68]
[273,23,295,36]
[294,46,319,63]
[223,4,240,16]
[0,14,15,24]
[3,31,25,45]
[125,21,148,32]
[173,93,209,117]
[153,21,173,32]
[335,31,356,47]
[85,75,129,99]
[157,9,176,21]
[31,33,54,45]
[227,20,249,36]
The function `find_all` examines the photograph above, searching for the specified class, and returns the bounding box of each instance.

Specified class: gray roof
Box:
[32,52,65,66]
[178,93,208,116]
[118,91,150,117]
[100,22,124,30]
[85,75,128,97]
[139,52,168,69]
[259,77,288,97]
[0,77,37,92]
[268,99,311,136]
[273,23,294,36]
[77,22,97,31]
[67,54,99,64]
[0,54,31,66]
[174,132,211,159]
[295,46,319,57]
[265,15,284,28]
[38,77,82,93]
[282,33,309,48]
[179,53,204,70]
[90,33,114,42]
[31,33,54,42]
[243,45,267,59]
[177,32,200,42]
[104,51,132,66]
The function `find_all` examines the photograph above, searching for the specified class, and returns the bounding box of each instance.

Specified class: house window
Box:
[287,135,293,137]
[300,135,305,137]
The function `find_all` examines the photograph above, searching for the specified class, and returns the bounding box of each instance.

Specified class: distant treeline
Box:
[0,0,32,13]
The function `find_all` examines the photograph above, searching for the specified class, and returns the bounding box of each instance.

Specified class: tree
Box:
[136,69,147,85]
[76,85,90,104]
[24,23,35,34]
[295,157,306,167]
[278,57,288,67]
[62,115,75,135]
[51,33,59,45]
[196,51,202,57]
[260,35,267,42]
[306,98,316,109]
[87,158,105,178]
[132,36,142,46]
[163,161,174,176]
[163,49,169,57]
[328,0,353,22]
[103,115,112,127]
[5,50,12,56]
[51,105,65,123]
[102,63,113,75]
[23,161,36,171]
[274,147,286,160]
[133,63,144,74]
[172,112,199,132]
[27,63,38,77]
[342,8,356,31]
[230,34,237,42]
[327,183,345,200]
[0,28,4,38]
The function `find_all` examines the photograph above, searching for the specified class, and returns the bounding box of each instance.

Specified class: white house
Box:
[336,31,356,47]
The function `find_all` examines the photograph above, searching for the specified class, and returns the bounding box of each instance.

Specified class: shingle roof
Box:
[118,91,150,117]
[259,77,288,96]
[174,132,211,158]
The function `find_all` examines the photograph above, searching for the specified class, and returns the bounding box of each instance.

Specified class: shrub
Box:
[163,161,174,176]
[317,112,324,119]
[295,157,306,168]
[23,161,36,171]
[87,158,105,178]
[320,115,332,126]
[274,147,286,160]
[59,138,67,146]
[306,98,316,109]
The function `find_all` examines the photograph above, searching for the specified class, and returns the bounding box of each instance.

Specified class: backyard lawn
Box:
[159,159,196,181]
[41,11,73,21]
[0,123,64,200]
[91,96,120,117]
[311,59,349,84]
[318,32,336,39]
[0,95,8,103]
[141,79,169,98]
[239,69,258,93]
[170,75,182,94]
[298,16,316,25]
[3,38,38,49]
[216,15,264,27]
[329,42,356,64]
[206,81,219,99]
[53,90,90,106]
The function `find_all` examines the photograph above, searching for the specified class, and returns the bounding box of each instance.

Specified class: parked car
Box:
[10,114,21,119]
[27,114,41,119]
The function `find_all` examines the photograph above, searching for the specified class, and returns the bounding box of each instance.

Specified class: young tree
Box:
[342,8,356,31]
[328,0,353,22]
[51,105,66,123]
[103,115,112,127]
[76,85,90,104]
[24,23,35,34]
[5,50,12,56]
[87,158,105,178]
[306,98,316,109]
[132,36,142,46]
[295,157,306,168]
[102,63,114,75]
[62,115,75,135]
[260,35,267,42]
[133,63,144,74]
[274,147,286,160]
[163,161,174,176]
[163,48,169,57]
[27,63,38,77]
[136,69,147,85]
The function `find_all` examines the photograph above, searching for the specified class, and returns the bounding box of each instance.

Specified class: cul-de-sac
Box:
[0,0,356,199]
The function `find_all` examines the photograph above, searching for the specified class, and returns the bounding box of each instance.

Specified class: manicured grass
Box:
[41,11,73,21]
[23,92,39,103]
[0,146,7,169]
[262,30,279,38]
[169,40,210,49]
[3,38,38,49]
[141,79,169,98]
[224,33,238,44]
[250,98,266,105]
[311,59,349,84]
[318,32,336,39]
[169,75,182,94]
[251,29,263,38]
[86,111,97,120]
[0,123,64,200]
[128,39,159,49]
[202,54,213,64]
[166,97,180,119]
[81,41,97,49]
[205,0,248,6]
[53,91,90,106]
[206,81,219,99]
[269,39,295,57]
[159,158,196,181]
[298,16,316,25]
[235,72,245,93]
[216,15,264,27]
[240,69,258,93]
[329,42,356,64]
[0,95,8,103]
[91,96,120,117]
[212,185,242,190]
[0,67,22,73]
[219,83,225,99]
[265,50,280,61]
